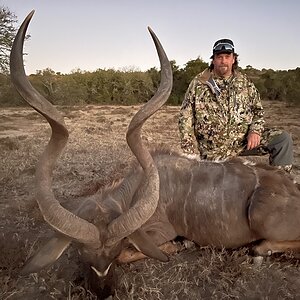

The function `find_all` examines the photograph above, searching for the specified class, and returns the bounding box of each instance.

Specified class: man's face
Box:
[213,53,235,77]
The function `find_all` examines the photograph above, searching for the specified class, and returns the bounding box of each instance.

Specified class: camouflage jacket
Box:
[178,68,265,160]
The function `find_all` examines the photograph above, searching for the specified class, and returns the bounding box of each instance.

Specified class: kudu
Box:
[11,10,300,299]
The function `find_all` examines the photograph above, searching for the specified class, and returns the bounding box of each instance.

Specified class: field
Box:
[1,101,300,299]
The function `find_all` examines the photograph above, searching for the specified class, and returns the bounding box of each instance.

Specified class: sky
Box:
[2,0,300,75]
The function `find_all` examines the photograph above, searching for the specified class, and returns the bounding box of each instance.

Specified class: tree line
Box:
[1,5,300,107]
[2,61,300,107]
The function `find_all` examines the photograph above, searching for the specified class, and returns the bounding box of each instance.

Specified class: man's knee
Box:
[267,131,293,166]
[267,131,293,151]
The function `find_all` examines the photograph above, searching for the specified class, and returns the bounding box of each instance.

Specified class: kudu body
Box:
[11,10,300,299]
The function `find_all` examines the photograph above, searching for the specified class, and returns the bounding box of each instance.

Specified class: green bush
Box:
[2,60,300,107]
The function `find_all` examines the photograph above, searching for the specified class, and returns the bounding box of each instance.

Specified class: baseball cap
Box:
[210,39,234,58]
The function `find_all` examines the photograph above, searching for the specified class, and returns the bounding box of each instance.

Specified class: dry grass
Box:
[115,246,300,299]
[1,102,300,299]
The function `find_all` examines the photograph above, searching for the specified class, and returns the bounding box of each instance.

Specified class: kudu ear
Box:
[128,229,169,262]
[21,235,72,275]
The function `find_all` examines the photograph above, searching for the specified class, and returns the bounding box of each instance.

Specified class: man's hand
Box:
[247,132,261,150]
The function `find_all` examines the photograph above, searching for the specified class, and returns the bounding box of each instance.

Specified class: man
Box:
[178,38,293,172]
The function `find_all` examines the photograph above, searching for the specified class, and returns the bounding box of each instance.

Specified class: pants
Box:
[241,129,293,172]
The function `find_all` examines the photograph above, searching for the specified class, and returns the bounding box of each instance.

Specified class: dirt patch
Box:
[1,102,300,299]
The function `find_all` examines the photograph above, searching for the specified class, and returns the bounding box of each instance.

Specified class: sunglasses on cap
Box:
[213,42,234,52]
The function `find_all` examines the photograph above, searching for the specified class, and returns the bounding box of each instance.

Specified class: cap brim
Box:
[210,50,234,59]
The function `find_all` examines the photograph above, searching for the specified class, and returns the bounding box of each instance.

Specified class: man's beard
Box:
[218,65,228,74]
[216,65,231,77]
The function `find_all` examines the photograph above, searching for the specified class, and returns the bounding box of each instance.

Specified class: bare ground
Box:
[1,101,300,300]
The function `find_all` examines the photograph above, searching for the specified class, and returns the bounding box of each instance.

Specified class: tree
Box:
[183,57,208,81]
[168,57,209,105]
[0,6,18,74]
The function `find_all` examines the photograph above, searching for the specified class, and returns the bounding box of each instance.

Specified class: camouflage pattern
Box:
[178,68,285,162]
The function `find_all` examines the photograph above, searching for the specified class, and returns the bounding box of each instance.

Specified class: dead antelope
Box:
[11,10,300,299]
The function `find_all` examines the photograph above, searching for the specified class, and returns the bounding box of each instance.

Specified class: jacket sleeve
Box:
[248,82,265,135]
[178,80,198,154]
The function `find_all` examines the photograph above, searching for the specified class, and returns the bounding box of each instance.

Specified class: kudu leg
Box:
[117,241,185,264]
[253,240,300,256]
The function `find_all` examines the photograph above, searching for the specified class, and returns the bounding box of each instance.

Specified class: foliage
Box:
[0,6,17,74]
[0,72,22,106]
[169,57,208,105]
[17,68,155,107]
[244,67,300,104]
[3,61,300,107]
